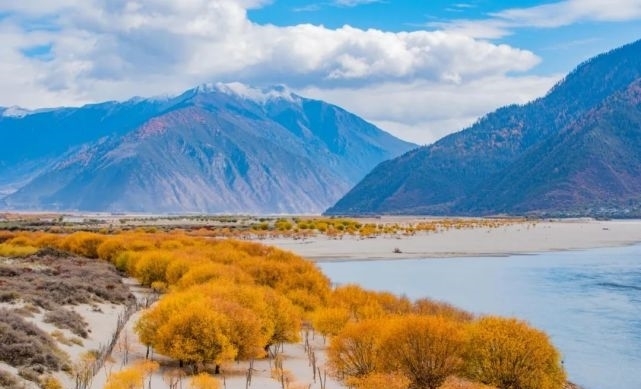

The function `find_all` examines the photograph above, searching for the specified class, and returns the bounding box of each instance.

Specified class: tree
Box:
[177,262,253,289]
[372,291,413,315]
[311,307,351,340]
[136,294,237,372]
[60,232,105,258]
[104,366,144,389]
[464,316,566,389]
[327,320,385,380]
[330,284,385,320]
[96,236,126,262]
[413,298,473,322]
[135,250,174,287]
[190,373,221,389]
[138,360,160,388]
[382,315,466,389]
[40,376,63,389]
[439,376,496,389]
[263,288,302,346]
[211,298,267,360]
[73,351,97,389]
[154,301,237,372]
[191,282,276,357]
[346,373,410,389]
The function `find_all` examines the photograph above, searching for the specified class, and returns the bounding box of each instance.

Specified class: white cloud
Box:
[300,74,561,145]
[492,0,641,26]
[432,0,641,38]
[332,0,383,7]
[0,0,552,143]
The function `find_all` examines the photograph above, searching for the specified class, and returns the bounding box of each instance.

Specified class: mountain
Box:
[0,97,181,195]
[327,39,641,217]
[461,80,641,215]
[1,83,415,214]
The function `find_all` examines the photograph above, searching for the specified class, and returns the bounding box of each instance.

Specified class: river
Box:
[318,244,641,389]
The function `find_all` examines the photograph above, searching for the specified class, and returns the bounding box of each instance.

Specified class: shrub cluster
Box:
[0,369,25,389]
[326,312,566,389]
[44,308,89,338]
[0,249,134,309]
[0,243,134,385]
[0,309,67,374]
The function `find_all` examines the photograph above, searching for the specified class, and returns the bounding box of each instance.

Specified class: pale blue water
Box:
[318,245,641,389]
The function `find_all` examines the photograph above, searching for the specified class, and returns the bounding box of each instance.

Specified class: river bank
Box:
[257,219,641,261]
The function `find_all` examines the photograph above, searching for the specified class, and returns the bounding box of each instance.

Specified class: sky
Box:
[1,1,641,144]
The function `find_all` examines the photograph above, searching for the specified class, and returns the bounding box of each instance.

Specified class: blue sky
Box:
[1,0,640,144]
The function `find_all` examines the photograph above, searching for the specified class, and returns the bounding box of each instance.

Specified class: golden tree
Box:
[96,236,126,262]
[104,366,144,389]
[330,284,385,320]
[211,298,267,360]
[263,287,302,345]
[177,262,253,289]
[40,376,64,389]
[137,294,237,372]
[59,231,105,258]
[191,282,276,354]
[311,307,351,339]
[327,319,385,380]
[190,373,221,389]
[382,315,466,389]
[413,298,473,322]
[134,250,174,286]
[464,316,566,389]
[346,373,410,389]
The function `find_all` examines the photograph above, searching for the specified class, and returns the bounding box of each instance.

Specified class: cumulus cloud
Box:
[0,1,539,99]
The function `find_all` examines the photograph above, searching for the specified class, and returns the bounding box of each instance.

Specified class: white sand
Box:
[258,219,641,261]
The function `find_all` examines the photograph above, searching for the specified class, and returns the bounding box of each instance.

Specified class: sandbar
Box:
[257,219,641,261]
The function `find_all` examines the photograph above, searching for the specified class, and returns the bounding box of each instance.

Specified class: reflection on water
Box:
[319,245,641,389]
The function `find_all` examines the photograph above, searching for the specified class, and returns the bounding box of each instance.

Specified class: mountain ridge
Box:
[326,38,641,217]
[1,83,416,214]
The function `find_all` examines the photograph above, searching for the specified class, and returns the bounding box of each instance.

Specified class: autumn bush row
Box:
[0,230,330,377]
[0,230,330,310]
[242,217,530,239]
[0,216,529,242]
[326,314,565,389]
[306,283,565,389]
[0,230,565,389]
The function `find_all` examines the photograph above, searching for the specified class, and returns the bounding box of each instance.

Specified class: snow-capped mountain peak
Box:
[2,106,33,118]
[197,82,301,104]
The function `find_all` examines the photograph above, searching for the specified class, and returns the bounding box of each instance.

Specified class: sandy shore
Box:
[257,219,641,261]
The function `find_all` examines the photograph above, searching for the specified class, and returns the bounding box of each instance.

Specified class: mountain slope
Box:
[1,84,415,213]
[460,80,641,215]
[327,39,641,216]
[0,97,182,194]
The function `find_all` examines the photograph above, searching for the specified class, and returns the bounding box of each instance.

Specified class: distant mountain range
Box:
[327,39,641,218]
[0,83,415,213]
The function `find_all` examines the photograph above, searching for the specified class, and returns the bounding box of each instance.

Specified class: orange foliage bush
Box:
[464,316,566,389]
[0,227,563,389]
